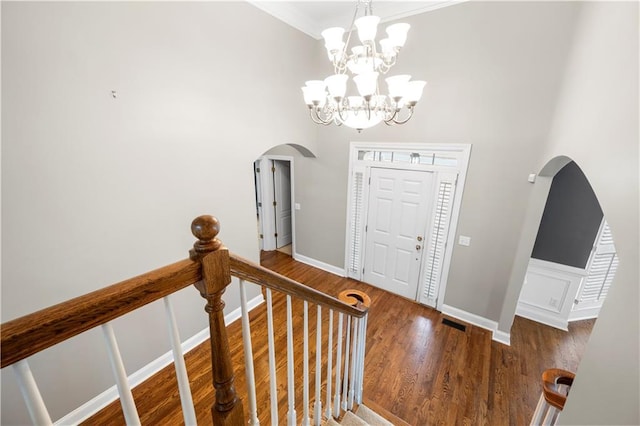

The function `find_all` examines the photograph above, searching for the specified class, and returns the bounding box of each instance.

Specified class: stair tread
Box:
[355,404,395,426]
[342,411,370,426]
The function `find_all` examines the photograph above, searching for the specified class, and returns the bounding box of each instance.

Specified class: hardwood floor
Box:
[84,251,594,425]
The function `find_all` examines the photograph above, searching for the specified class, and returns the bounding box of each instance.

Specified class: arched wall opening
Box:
[252,143,317,260]
[498,155,614,336]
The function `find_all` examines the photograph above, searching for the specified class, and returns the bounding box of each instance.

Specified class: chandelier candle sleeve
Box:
[302,0,426,131]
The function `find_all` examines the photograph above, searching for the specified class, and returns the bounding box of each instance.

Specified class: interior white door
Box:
[273,160,292,248]
[363,168,434,299]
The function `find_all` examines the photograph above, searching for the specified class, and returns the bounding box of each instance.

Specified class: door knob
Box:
[417,236,423,242]
[416,245,422,251]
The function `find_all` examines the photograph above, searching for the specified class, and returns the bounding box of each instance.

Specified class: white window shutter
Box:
[420,173,457,306]
[347,169,366,278]
[578,221,618,305]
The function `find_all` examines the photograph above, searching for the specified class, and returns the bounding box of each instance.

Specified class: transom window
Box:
[357,150,459,167]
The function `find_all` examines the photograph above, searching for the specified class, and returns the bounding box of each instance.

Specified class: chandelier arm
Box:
[383,106,399,123]
[385,106,415,125]
[309,108,334,126]
[336,104,350,123]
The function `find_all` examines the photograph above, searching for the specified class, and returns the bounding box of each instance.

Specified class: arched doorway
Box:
[253,143,316,257]
[514,160,617,330]
[496,156,618,341]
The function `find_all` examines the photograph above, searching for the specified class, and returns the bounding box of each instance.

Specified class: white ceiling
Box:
[248,1,466,39]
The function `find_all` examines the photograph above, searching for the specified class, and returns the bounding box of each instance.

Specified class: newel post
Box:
[190,215,244,426]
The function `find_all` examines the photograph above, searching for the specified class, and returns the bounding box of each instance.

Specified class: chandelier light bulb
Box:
[304,80,328,106]
[386,23,410,48]
[325,74,349,100]
[322,27,346,53]
[379,38,396,58]
[403,80,427,103]
[385,74,412,99]
[353,72,379,97]
[301,87,314,105]
[354,15,380,43]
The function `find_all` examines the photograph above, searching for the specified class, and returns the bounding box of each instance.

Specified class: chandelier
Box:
[301,0,426,131]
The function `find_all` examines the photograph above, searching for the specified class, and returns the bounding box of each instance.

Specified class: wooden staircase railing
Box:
[1,215,369,425]
[530,368,575,425]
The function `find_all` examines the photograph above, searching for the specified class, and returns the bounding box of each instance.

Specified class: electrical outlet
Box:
[458,235,471,246]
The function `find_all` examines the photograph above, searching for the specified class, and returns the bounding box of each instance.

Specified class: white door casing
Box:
[273,160,292,248]
[254,155,295,253]
[254,160,264,251]
[363,168,434,299]
[345,142,471,309]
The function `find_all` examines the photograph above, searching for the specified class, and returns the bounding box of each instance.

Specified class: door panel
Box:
[273,160,292,248]
[363,168,434,299]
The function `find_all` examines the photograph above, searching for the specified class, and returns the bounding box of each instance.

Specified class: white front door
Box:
[273,160,292,248]
[363,168,434,299]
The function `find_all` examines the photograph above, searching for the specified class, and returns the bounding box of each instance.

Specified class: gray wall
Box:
[2,1,638,425]
[534,3,639,423]
[497,2,638,423]
[531,161,603,268]
[1,2,317,424]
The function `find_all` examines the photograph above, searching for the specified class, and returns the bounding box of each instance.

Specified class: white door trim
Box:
[256,155,296,254]
[344,142,471,311]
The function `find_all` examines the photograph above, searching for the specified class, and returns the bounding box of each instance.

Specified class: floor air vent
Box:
[442,318,466,332]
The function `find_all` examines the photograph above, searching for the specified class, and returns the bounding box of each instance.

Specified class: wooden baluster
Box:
[313,305,322,426]
[266,289,279,426]
[102,323,141,425]
[356,313,368,404]
[333,313,343,418]
[190,215,244,426]
[348,317,358,410]
[341,315,351,411]
[12,360,53,425]
[239,279,259,426]
[325,310,333,420]
[302,301,310,426]
[338,289,371,407]
[286,295,297,426]
[163,296,197,425]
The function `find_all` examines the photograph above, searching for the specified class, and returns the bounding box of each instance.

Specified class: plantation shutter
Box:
[419,172,457,307]
[347,168,366,278]
[577,220,618,305]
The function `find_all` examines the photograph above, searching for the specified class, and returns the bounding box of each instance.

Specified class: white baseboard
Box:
[293,252,346,277]
[568,307,600,322]
[441,304,498,331]
[492,329,511,346]
[440,304,510,346]
[516,303,568,331]
[55,294,264,425]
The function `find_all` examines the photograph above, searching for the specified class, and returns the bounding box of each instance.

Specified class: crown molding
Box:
[248,1,468,40]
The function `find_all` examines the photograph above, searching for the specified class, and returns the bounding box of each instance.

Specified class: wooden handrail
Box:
[1,259,201,369]
[1,213,366,426]
[541,368,575,410]
[229,253,367,318]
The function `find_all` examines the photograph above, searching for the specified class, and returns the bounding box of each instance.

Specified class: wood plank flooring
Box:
[84,251,594,425]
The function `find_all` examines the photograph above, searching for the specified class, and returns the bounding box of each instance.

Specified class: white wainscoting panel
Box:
[516,259,586,331]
